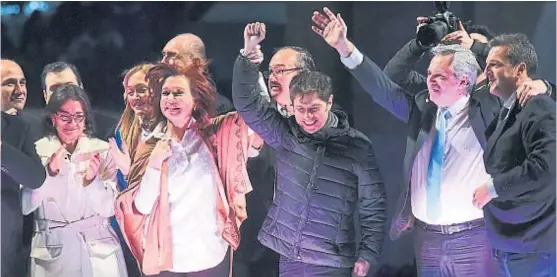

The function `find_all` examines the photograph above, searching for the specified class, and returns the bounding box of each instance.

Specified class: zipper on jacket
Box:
[294,145,326,258]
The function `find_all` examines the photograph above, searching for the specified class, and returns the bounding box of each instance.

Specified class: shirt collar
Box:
[503,92,517,110]
[440,94,470,118]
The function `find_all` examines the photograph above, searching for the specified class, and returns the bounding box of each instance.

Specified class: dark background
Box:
[2,1,555,275]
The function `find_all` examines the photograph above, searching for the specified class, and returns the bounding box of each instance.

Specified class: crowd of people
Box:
[1,5,555,277]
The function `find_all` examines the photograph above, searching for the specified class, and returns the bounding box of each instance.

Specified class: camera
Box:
[417,1,461,47]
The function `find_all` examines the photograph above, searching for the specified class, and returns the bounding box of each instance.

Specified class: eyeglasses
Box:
[262,67,302,79]
[55,112,85,123]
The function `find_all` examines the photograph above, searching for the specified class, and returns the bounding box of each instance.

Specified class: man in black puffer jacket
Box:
[233,22,387,277]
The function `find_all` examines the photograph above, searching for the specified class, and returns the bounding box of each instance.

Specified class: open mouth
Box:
[132,100,148,110]
[165,107,181,115]
[303,120,317,127]
[10,94,25,102]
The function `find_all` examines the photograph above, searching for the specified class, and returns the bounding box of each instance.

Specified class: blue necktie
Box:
[426,108,451,221]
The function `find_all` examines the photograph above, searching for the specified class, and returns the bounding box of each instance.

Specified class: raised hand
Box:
[416,16,429,34]
[108,137,131,176]
[243,22,266,56]
[311,7,352,57]
[83,153,101,186]
[47,144,67,176]
[149,139,172,170]
[441,21,474,49]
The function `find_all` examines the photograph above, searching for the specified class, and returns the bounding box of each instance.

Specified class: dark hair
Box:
[274,46,316,71]
[289,70,333,102]
[146,61,216,128]
[43,83,95,137]
[463,23,495,40]
[488,33,538,75]
[40,62,83,90]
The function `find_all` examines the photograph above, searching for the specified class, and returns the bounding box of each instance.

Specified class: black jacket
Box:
[1,112,46,277]
[232,55,386,269]
[483,95,556,253]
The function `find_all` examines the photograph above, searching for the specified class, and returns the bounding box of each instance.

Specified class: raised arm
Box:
[232,22,290,149]
[383,39,429,93]
[311,7,412,123]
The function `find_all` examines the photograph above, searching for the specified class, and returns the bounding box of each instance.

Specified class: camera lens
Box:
[417,21,450,47]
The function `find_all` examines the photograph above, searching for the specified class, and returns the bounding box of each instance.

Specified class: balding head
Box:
[1,59,27,114]
[161,33,206,68]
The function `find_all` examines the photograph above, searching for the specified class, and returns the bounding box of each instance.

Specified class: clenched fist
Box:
[243,22,266,56]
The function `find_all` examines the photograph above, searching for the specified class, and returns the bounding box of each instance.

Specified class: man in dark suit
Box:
[473,33,556,277]
[1,112,47,277]
[312,7,550,277]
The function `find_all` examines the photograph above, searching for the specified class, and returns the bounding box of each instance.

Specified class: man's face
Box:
[268,49,302,115]
[1,60,27,114]
[161,38,193,69]
[426,54,468,108]
[44,68,80,103]
[485,46,520,98]
[292,92,332,134]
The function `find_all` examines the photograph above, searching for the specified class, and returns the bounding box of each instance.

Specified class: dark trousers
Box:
[147,248,231,277]
[233,249,279,277]
[278,255,352,277]
[414,222,498,277]
[492,250,556,277]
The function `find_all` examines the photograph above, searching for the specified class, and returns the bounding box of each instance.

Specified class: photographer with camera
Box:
[383,2,553,104]
[311,5,552,277]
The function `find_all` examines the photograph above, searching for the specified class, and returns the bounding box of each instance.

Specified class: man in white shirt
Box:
[311,7,546,277]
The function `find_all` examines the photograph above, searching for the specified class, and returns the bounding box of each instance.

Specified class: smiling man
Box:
[474,33,556,277]
[1,59,27,115]
[233,22,386,277]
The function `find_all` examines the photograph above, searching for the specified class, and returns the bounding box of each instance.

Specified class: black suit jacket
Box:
[483,95,556,253]
[1,112,46,277]
[346,53,501,240]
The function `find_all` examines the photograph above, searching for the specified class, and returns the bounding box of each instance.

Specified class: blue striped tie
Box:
[426,108,451,221]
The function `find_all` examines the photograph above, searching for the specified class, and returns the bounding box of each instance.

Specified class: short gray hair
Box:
[430,44,480,93]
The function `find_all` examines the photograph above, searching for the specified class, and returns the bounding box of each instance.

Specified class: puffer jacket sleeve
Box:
[353,141,387,268]
[232,54,290,149]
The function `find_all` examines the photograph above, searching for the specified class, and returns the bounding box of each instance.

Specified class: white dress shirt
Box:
[339,47,490,225]
[411,95,491,225]
[134,127,228,273]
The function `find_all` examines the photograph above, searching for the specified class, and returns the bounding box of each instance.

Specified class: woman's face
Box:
[160,75,194,128]
[125,71,154,117]
[51,99,85,144]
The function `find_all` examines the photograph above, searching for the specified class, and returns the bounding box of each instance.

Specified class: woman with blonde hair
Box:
[108,63,164,277]
[108,63,164,184]
[115,60,262,277]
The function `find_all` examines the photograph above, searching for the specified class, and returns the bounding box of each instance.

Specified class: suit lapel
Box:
[484,101,519,159]
[414,102,437,155]
[468,98,488,149]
